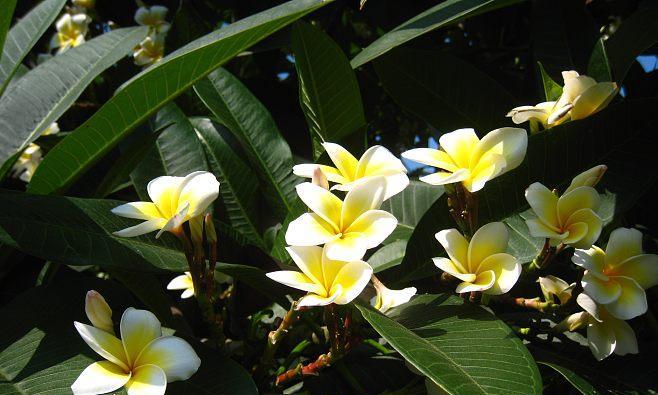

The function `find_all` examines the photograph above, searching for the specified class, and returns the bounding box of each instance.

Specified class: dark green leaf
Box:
[0,0,66,95]
[538,61,562,102]
[538,361,600,395]
[381,181,443,242]
[368,239,407,273]
[0,27,148,172]
[356,294,542,394]
[216,262,289,307]
[27,0,334,195]
[350,0,523,68]
[587,38,612,82]
[290,21,366,158]
[194,68,297,217]
[375,49,518,132]
[0,0,17,56]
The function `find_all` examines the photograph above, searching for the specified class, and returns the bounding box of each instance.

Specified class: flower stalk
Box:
[255,301,300,381]
[445,182,478,238]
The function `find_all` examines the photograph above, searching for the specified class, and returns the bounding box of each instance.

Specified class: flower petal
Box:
[330,260,373,304]
[296,182,342,231]
[285,213,337,246]
[324,233,369,262]
[507,104,552,125]
[605,227,643,267]
[576,293,601,321]
[382,172,410,200]
[525,218,566,240]
[125,364,167,395]
[297,286,342,308]
[471,127,527,174]
[401,148,459,172]
[345,210,397,248]
[435,229,469,273]
[136,336,201,382]
[341,177,386,228]
[604,277,647,320]
[356,145,407,178]
[285,245,325,286]
[587,319,615,361]
[477,253,521,295]
[85,290,114,334]
[74,322,129,371]
[465,152,505,192]
[147,176,185,218]
[293,164,346,184]
[166,273,193,291]
[266,271,323,294]
[564,165,607,194]
[571,82,618,120]
[525,182,558,228]
[572,246,606,274]
[455,270,495,293]
[323,142,359,181]
[71,361,131,395]
[581,272,621,305]
[177,171,220,217]
[432,257,476,282]
[564,208,601,249]
[557,186,600,225]
[113,219,166,238]
[120,308,162,367]
[468,222,509,269]
[111,202,162,221]
[614,254,658,289]
[419,169,470,186]
[439,128,479,168]
[608,317,638,357]
[562,222,588,247]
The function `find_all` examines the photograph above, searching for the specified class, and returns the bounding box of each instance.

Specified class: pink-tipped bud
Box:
[312,167,329,190]
[85,290,114,334]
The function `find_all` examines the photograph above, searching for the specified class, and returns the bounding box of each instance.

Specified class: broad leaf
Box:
[0,27,148,172]
[368,239,407,273]
[290,21,366,158]
[375,49,518,132]
[381,181,443,241]
[538,361,600,395]
[538,61,562,102]
[194,68,297,217]
[350,0,523,68]
[356,294,542,394]
[0,0,17,56]
[0,277,257,394]
[587,38,612,83]
[0,0,66,95]
[192,117,265,249]
[216,263,289,307]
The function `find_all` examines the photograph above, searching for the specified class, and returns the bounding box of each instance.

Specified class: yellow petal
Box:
[614,254,658,289]
[471,127,527,174]
[561,72,596,102]
[340,177,386,228]
[356,145,406,178]
[296,183,342,231]
[136,336,201,382]
[177,171,220,217]
[166,273,193,291]
[324,233,369,261]
[297,286,343,308]
[564,208,601,249]
[476,253,520,295]
[465,152,505,192]
[74,322,129,371]
[507,103,553,125]
[293,164,347,184]
[323,142,359,181]
[147,176,185,218]
[120,308,162,367]
[285,213,338,246]
[419,169,470,186]
[468,222,509,270]
[455,270,495,293]
[85,290,114,334]
[401,148,459,172]
[438,128,479,168]
[572,246,606,275]
[525,183,559,228]
[432,257,476,282]
[434,229,469,273]
[321,251,349,292]
[581,272,621,305]
[605,227,643,267]
[564,165,607,194]
[525,218,566,240]
[557,186,600,225]
[71,361,131,395]
[372,282,416,313]
[345,210,397,248]
[111,202,162,221]
[125,364,167,395]
[266,271,324,294]
[285,245,325,286]
[604,276,647,320]
[562,222,588,247]
[330,260,373,304]
[571,82,618,120]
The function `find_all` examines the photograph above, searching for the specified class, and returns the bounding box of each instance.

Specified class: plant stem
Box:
[255,301,299,380]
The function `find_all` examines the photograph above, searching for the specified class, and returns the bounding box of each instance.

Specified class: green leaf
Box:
[0,27,148,172]
[130,103,209,199]
[216,263,289,307]
[290,20,366,157]
[537,61,562,102]
[356,294,542,394]
[537,361,600,395]
[381,180,443,242]
[194,68,298,217]
[0,191,187,272]
[606,0,658,82]
[0,277,257,395]
[375,49,518,132]
[0,0,17,56]
[368,239,407,273]
[351,0,523,68]
[192,117,265,249]
[27,0,334,196]
[0,0,66,96]
[587,38,612,82]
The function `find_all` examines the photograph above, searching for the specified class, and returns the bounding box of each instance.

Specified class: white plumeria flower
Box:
[293,143,409,200]
[41,122,60,135]
[508,71,618,129]
[370,279,416,313]
[167,272,195,299]
[538,275,574,304]
[134,5,170,34]
[402,127,527,193]
[111,171,220,238]
[11,143,42,182]
[285,177,397,261]
[433,222,521,295]
[572,227,658,320]
[50,13,90,53]
[85,290,114,334]
[525,182,602,249]
[576,293,638,361]
[133,33,165,67]
[72,305,201,395]
[266,246,373,308]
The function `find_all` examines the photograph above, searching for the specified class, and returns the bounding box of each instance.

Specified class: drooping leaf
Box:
[192,117,265,249]
[290,20,366,158]
[374,49,518,132]
[538,361,600,395]
[0,0,66,95]
[538,61,562,102]
[194,68,298,217]
[0,0,17,56]
[587,38,612,83]
[356,294,542,395]
[0,27,148,173]
[350,0,523,68]
[27,0,334,195]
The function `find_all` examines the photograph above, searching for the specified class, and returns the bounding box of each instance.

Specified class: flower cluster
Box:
[11,123,59,183]
[133,5,171,67]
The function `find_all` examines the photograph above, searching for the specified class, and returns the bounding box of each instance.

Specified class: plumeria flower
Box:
[111,171,220,238]
[11,143,42,182]
[72,303,201,395]
[433,222,521,295]
[563,164,607,194]
[167,272,195,299]
[266,246,373,308]
[41,122,60,135]
[576,293,638,361]
[538,275,574,304]
[50,13,90,53]
[285,177,397,261]
[293,143,409,200]
[370,278,416,313]
[508,71,618,129]
[134,5,170,34]
[572,227,658,320]
[85,290,114,334]
[133,34,165,67]
[401,127,527,193]
[525,182,602,249]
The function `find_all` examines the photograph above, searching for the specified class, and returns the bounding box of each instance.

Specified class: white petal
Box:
[324,234,368,262]
[71,361,131,395]
[120,308,162,366]
[564,165,607,194]
[147,176,185,217]
[113,219,166,238]
[166,273,193,291]
[455,270,496,293]
[111,202,162,220]
[285,245,325,285]
[604,277,647,320]
[266,271,324,294]
[468,222,508,269]
[125,364,167,395]
[331,260,373,305]
[438,128,479,168]
[557,186,600,226]
[180,289,195,299]
[587,320,615,361]
[74,322,129,371]
[295,182,342,230]
[582,272,621,305]
[432,257,476,282]
[609,317,638,356]
[564,208,601,249]
[572,246,606,275]
[615,254,658,289]
[85,290,114,334]
[525,218,566,240]
[471,127,527,174]
[571,82,618,120]
[477,253,521,295]
[419,169,470,186]
[356,145,406,177]
[345,210,397,248]
[576,293,601,321]
[525,183,559,228]
[285,213,337,246]
[434,229,469,273]
[605,227,644,267]
[341,177,386,228]
[136,336,201,382]
[177,171,220,217]
[323,142,359,180]
[401,148,459,172]
[293,164,346,184]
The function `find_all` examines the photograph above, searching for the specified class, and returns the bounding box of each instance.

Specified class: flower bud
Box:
[371,277,416,313]
[554,311,589,332]
[189,216,204,247]
[85,290,114,334]
[311,167,329,190]
[564,165,607,194]
[204,213,217,244]
[538,275,574,304]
